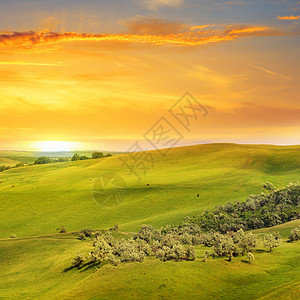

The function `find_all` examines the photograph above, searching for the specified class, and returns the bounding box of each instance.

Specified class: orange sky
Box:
[1,2,300,150]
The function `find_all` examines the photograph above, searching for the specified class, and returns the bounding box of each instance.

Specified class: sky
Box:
[0,0,300,151]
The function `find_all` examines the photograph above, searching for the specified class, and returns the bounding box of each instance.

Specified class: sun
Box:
[34,141,77,152]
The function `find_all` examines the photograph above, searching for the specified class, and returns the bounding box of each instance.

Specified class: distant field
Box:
[0,150,122,167]
[0,143,300,299]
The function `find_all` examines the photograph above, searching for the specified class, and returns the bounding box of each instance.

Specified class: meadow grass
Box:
[0,143,300,299]
[0,221,299,299]
[0,143,300,238]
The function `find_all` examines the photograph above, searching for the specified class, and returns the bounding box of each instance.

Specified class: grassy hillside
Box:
[0,220,299,299]
[0,143,300,299]
[0,143,300,238]
[0,151,36,166]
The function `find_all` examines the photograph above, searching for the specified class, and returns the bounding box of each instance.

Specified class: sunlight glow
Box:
[34,141,78,152]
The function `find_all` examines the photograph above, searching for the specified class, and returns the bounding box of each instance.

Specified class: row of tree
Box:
[71,152,112,161]
[71,223,300,268]
[71,183,300,268]
[183,182,300,233]
[33,152,112,164]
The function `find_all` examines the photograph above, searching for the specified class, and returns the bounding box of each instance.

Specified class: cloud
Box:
[224,1,246,5]
[190,25,214,31]
[0,24,288,49]
[38,16,65,32]
[277,15,300,20]
[140,0,183,11]
[125,16,187,34]
[252,65,291,79]
[223,25,283,37]
[0,61,63,66]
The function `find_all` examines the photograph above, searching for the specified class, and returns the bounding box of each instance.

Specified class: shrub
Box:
[15,163,24,168]
[288,225,300,242]
[262,182,277,191]
[212,233,235,258]
[137,224,158,243]
[92,152,104,159]
[56,225,67,233]
[107,253,121,266]
[78,233,86,240]
[233,230,257,255]
[263,233,281,252]
[71,153,81,161]
[34,157,51,164]
[179,233,193,245]
[0,165,11,172]
[80,228,93,237]
[72,252,85,268]
[10,234,16,238]
[186,246,196,261]
[182,183,300,232]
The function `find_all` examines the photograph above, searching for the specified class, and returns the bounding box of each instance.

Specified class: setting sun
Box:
[34,141,78,152]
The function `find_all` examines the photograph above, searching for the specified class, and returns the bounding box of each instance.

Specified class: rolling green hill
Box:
[0,220,299,299]
[0,143,300,299]
[0,143,300,238]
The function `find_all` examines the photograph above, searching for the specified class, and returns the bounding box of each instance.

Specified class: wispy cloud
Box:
[125,16,187,34]
[0,61,63,66]
[252,65,291,79]
[277,15,300,20]
[139,0,183,11]
[0,24,286,49]
[225,1,246,5]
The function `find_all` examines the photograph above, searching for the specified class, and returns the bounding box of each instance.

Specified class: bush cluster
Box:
[183,183,300,233]
[288,225,300,242]
[71,183,300,268]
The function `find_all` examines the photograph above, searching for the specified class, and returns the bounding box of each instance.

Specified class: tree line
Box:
[70,182,300,268]
[183,182,300,233]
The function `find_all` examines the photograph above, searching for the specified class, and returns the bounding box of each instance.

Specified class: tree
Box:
[15,163,24,168]
[71,153,81,161]
[137,224,157,243]
[0,165,10,172]
[288,225,300,242]
[212,233,235,259]
[236,230,257,255]
[57,157,69,162]
[80,156,89,160]
[56,225,67,233]
[262,182,277,191]
[186,246,196,261]
[80,228,94,237]
[263,233,281,252]
[72,252,85,268]
[92,152,104,159]
[34,157,52,164]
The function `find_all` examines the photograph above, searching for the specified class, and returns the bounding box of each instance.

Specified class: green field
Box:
[0,143,300,299]
[0,150,122,167]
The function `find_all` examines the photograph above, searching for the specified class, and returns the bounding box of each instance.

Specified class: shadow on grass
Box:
[256,249,267,253]
[241,259,250,264]
[64,260,102,273]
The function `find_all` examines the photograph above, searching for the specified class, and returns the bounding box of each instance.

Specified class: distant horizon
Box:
[1,140,300,153]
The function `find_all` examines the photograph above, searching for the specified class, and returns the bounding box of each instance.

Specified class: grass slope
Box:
[0,220,299,299]
[1,143,300,299]
[0,143,300,238]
